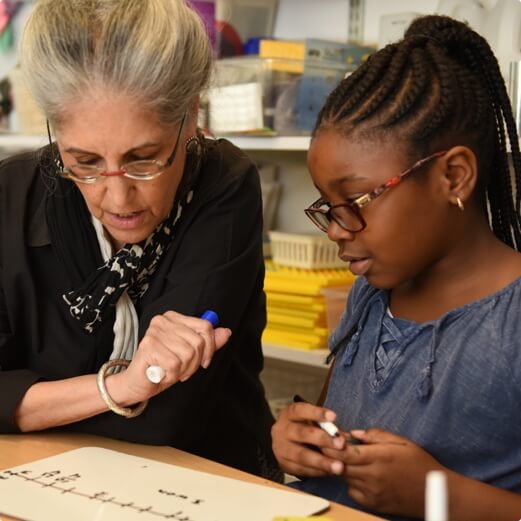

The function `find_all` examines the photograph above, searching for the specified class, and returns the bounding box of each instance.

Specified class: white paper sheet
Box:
[0,447,329,521]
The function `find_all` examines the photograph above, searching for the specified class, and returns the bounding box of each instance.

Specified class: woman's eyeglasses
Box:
[47,113,186,184]
[304,151,447,233]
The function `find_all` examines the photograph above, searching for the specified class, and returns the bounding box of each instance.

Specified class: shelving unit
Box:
[0,133,310,153]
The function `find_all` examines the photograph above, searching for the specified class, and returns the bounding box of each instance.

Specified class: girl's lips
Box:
[340,255,371,276]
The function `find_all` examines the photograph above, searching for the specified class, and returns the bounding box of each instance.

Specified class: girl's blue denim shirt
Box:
[291,276,521,521]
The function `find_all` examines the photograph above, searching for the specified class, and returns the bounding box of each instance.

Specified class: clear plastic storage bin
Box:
[208,56,348,135]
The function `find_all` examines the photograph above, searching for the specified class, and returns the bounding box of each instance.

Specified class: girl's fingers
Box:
[279,445,345,476]
[287,401,338,425]
[323,440,382,466]
[279,461,332,479]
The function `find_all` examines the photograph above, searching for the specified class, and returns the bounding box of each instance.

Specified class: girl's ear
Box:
[439,146,478,207]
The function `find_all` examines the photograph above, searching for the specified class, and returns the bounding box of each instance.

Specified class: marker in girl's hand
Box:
[293,394,341,438]
[145,310,219,384]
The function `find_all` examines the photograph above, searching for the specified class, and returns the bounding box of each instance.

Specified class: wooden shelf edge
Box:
[0,133,311,152]
[262,343,330,367]
[220,135,311,151]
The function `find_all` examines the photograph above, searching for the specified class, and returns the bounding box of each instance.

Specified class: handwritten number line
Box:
[0,470,201,520]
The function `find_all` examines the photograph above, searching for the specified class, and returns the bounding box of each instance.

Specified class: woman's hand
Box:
[115,311,231,403]
[271,401,347,478]
[322,428,445,518]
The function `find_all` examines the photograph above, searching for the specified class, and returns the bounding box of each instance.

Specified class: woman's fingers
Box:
[157,311,231,369]
[141,312,232,380]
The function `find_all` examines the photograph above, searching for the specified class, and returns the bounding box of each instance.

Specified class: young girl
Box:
[271,14,521,521]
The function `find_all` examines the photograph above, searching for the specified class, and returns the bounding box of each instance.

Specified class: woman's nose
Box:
[101,175,135,205]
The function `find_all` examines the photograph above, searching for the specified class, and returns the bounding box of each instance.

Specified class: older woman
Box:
[0,0,280,480]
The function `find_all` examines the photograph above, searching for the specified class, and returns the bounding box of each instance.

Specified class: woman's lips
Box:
[107,211,145,229]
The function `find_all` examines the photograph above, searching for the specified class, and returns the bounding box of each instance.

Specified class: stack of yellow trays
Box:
[263,262,355,350]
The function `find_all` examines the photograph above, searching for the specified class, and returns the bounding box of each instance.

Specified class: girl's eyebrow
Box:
[314,174,368,192]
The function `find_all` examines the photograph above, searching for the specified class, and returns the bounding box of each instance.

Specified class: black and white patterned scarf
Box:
[62,199,188,333]
[45,136,204,339]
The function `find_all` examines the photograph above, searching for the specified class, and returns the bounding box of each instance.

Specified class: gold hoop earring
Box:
[456,197,465,211]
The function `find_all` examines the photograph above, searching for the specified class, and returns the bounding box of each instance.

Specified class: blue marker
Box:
[146,310,220,383]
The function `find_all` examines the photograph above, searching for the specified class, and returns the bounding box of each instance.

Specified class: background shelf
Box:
[0,133,311,153]
[262,343,329,368]
[0,133,47,152]
[224,135,310,151]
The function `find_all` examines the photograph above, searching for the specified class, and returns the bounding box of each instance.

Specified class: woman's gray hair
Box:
[20,0,213,128]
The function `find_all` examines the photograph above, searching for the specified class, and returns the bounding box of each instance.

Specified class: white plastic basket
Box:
[268,231,345,269]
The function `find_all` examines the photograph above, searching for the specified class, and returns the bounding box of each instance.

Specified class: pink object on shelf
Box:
[188,0,217,50]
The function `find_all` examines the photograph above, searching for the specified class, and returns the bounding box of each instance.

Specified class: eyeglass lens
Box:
[308,204,364,232]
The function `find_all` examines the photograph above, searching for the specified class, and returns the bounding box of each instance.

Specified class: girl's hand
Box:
[271,401,347,477]
[119,311,231,403]
[322,428,445,517]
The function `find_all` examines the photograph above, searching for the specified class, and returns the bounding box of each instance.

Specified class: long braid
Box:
[315,15,521,251]
[444,26,521,247]
[405,17,521,249]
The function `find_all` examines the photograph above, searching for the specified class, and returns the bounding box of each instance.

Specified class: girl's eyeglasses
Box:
[304,151,447,233]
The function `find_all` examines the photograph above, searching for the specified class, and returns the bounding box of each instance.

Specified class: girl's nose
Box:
[327,218,356,242]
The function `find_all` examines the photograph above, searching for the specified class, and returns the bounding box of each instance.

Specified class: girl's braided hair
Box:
[314,15,521,250]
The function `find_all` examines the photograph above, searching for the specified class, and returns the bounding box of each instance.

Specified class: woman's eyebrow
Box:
[64,142,161,155]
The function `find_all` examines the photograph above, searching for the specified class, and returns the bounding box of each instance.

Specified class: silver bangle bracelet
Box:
[97,359,148,418]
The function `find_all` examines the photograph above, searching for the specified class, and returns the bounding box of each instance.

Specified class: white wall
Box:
[364,0,438,45]
[273,0,438,44]
[273,0,350,41]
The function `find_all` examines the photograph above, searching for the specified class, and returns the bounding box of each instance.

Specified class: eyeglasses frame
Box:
[304,150,448,233]
[46,112,187,184]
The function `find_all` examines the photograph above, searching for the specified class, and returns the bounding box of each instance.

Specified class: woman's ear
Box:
[185,96,201,136]
[439,145,478,207]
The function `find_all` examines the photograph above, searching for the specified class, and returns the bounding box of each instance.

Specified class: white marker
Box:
[146,310,219,384]
[425,470,448,521]
[293,394,342,438]
[317,419,340,438]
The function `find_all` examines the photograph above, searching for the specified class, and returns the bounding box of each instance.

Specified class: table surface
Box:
[0,432,384,521]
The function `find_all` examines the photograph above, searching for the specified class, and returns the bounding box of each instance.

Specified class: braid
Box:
[413,42,455,140]
[385,47,429,125]
[324,45,396,125]
[351,45,411,123]
[315,14,521,251]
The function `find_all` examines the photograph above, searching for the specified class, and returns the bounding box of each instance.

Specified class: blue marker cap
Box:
[200,309,219,328]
